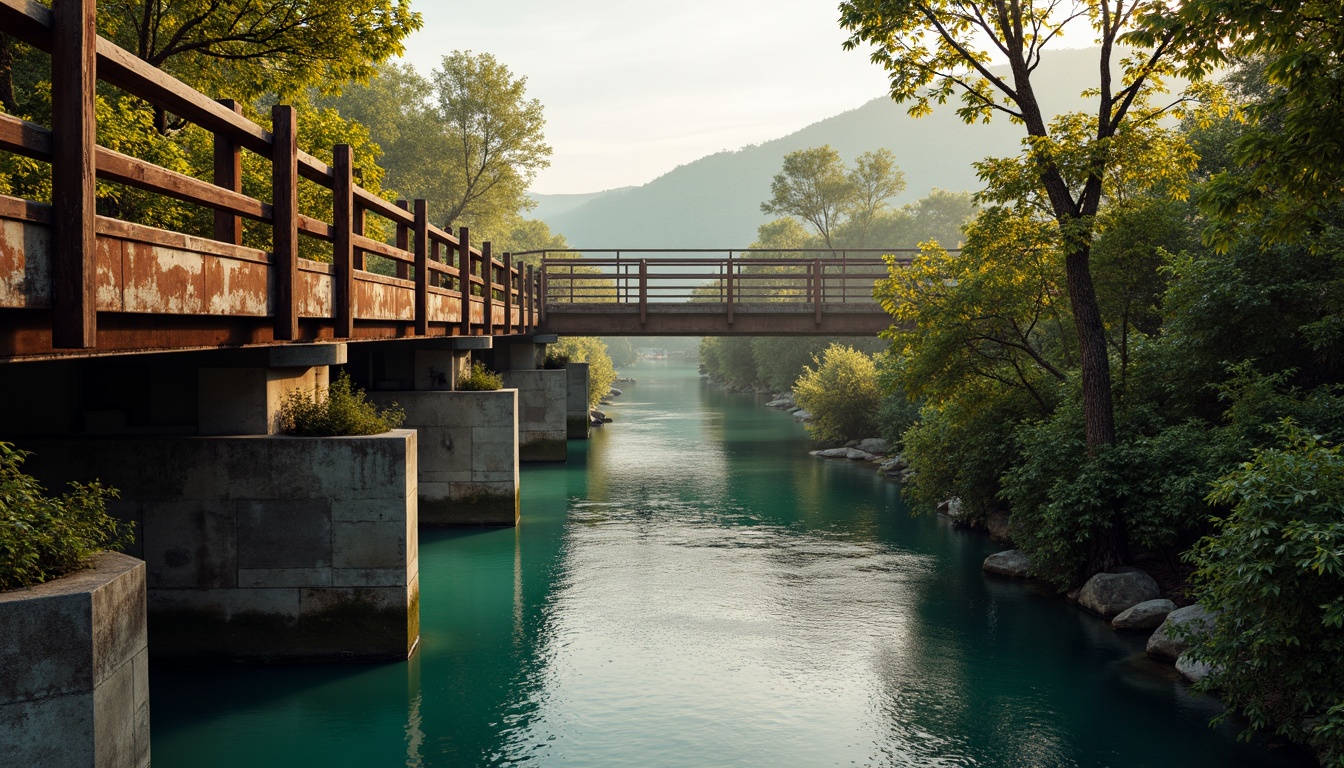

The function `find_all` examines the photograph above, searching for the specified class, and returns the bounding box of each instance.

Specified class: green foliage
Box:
[551,337,618,408]
[794,345,882,443]
[603,337,638,368]
[1185,424,1344,764]
[760,146,907,248]
[98,0,421,103]
[277,372,404,436]
[457,362,504,392]
[0,444,130,591]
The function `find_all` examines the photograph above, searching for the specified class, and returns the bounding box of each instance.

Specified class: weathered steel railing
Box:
[0,0,540,353]
[524,249,915,328]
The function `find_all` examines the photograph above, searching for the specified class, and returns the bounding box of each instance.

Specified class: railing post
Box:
[536,264,545,327]
[271,104,299,341]
[395,200,411,280]
[482,241,495,333]
[213,99,243,245]
[499,254,508,334]
[413,199,428,336]
[726,252,735,325]
[50,0,97,349]
[332,144,354,338]
[639,259,648,327]
[813,257,823,326]
[352,173,365,271]
[458,226,472,336]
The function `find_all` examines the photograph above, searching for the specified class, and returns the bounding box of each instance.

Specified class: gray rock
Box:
[879,455,908,472]
[792,410,812,422]
[1112,599,1177,631]
[1077,569,1160,617]
[1175,652,1214,683]
[936,498,964,521]
[766,398,794,409]
[814,447,849,458]
[608,387,623,397]
[1147,604,1217,661]
[983,549,1032,579]
[845,448,877,461]
[856,438,890,455]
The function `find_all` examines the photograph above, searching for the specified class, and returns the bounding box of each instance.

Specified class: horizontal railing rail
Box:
[0,0,540,348]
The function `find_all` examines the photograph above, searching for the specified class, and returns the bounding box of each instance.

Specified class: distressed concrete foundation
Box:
[0,552,150,768]
[565,362,590,440]
[20,432,418,662]
[501,368,567,462]
[368,390,519,526]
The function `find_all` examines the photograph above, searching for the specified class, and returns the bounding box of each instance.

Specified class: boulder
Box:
[1112,599,1176,631]
[766,398,793,409]
[1175,652,1214,683]
[983,549,1032,579]
[856,438,890,455]
[845,448,877,461]
[792,410,812,422]
[1147,604,1217,661]
[813,447,849,458]
[608,387,623,397]
[936,498,964,521]
[1077,569,1160,617]
[590,409,612,423]
[879,455,908,472]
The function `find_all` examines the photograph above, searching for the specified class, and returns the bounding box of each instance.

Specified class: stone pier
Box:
[566,362,591,440]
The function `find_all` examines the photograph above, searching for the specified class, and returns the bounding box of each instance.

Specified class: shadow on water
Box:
[150,360,1317,767]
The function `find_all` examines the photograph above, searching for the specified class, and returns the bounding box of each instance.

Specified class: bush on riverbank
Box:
[457,362,504,391]
[794,344,881,443]
[0,443,130,591]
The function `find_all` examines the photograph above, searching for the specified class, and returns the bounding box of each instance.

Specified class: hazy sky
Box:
[398,0,893,195]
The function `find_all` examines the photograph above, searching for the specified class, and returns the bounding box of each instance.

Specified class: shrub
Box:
[1185,423,1344,765]
[542,350,570,369]
[793,344,881,443]
[458,361,504,391]
[550,337,617,407]
[0,443,130,591]
[277,371,405,436]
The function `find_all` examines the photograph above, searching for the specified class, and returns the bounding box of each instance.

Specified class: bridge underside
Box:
[541,304,893,336]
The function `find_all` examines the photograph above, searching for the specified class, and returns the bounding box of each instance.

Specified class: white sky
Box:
[398,0,894,195]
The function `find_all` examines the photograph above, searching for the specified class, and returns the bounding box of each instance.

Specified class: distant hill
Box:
[537,48,1113,248]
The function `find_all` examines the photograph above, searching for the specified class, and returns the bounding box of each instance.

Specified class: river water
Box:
[150,361,1312,767]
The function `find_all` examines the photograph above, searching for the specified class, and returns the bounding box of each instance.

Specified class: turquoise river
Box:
[150,361,1314,767]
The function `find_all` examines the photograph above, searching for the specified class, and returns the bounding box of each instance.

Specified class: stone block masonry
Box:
[21,432,419,662]
[0,553,150,768]
[369,390,519,526]
[565,362,591,440]
[502,369,568,462]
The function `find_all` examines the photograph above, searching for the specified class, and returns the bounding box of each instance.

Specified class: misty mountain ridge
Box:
[530,48,1142,248]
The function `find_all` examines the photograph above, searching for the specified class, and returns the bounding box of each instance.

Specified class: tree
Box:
[846,149,906,245]
[1133,0,1344,248]
[839,0,1190,572]
[761,146,855,249]
[97,0,421,106]
[431,51,551,236]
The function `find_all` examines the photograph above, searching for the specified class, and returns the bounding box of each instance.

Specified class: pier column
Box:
[350,337,521,525]
[565,362,590,439]
[196,344,346,435]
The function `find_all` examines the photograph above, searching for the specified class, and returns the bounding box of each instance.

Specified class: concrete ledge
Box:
[0,552,150,768]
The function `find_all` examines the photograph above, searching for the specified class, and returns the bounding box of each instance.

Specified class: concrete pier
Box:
[21,433,420,662]
[566,362,591,440]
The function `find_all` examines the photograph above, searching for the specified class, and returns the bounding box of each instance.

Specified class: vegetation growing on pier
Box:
[0,443,129,591]
[278,372,406,436]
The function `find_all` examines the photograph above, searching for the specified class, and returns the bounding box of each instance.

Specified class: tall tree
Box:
[761,145,855,249]
[847,149,906,245]
[840,0,1188,571]
[431,51,551,235]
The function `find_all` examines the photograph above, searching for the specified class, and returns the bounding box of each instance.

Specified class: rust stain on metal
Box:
[202,253,269,316]
[95,236,123,311]
[0,217,51,308]
[121,241,205,314]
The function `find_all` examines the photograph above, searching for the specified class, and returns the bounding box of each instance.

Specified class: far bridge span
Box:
[529,249,916,337]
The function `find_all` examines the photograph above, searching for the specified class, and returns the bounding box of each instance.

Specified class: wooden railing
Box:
[526,249,915,327]
[0,0,540,349]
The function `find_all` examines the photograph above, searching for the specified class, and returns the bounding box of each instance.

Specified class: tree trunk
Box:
[1063,245,1127,574]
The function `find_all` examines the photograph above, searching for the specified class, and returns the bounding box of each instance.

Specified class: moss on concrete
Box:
[420,489,518,527]
[519,437,566,463]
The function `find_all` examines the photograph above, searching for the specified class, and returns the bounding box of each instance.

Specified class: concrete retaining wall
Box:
[501,369,567,462]
[565,362,590,440]
[0,552,150,768]
[21,432,419,662]
[368,390,519,526]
